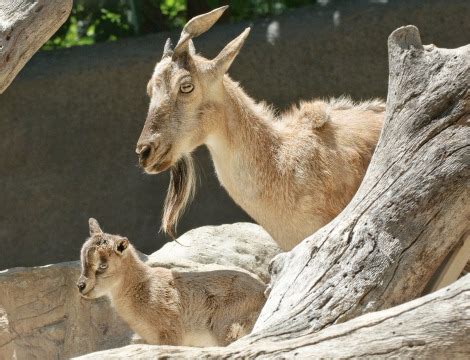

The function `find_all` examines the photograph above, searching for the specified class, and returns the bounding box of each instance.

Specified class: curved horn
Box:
[173,5,228,58]
[162,38,173,59]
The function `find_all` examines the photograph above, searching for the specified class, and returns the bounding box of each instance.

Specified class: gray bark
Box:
[0,0,72,93]
[76,25,470,358]
[251,25,470,338]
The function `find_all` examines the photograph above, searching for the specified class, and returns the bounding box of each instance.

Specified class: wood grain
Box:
[0,0,72,93]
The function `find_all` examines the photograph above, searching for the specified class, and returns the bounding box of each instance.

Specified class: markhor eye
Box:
[180,83,194,93]
[99,263,108,270]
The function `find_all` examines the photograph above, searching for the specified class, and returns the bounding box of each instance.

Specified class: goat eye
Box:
[180,83,194,93]
[99,263,108,270]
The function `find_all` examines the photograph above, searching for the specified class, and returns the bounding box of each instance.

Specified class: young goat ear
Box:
[89,218,103,236]
[213,27,250,75]
[114,238,129,255]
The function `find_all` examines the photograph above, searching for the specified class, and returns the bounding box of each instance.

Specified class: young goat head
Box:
[77,218,129,299]
[136,6,250,237]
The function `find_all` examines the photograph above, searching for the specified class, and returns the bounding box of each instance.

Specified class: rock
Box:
[0,262,132,359]
[147,223,282,283]
[0,223,280,358]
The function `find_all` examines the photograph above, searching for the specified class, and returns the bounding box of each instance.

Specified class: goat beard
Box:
[161,154,196,239]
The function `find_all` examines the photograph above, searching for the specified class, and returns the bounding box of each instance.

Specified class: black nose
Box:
[77,282,86,292]
[139,145,151,162]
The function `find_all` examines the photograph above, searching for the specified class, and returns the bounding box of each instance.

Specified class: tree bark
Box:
[76,25,470,358]
[251,24,469,338]
[0,0,72,93]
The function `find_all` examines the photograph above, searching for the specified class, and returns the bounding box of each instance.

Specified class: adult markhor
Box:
[136,6,383,250]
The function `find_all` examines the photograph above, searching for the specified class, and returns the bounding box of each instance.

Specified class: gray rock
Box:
[147,223,281,283]
[0,262,131,359]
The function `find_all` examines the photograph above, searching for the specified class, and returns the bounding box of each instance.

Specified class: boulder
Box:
[147,222,281,283]
[0,262,131,359]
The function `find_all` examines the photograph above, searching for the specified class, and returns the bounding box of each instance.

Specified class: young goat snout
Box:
[78,218,266,347]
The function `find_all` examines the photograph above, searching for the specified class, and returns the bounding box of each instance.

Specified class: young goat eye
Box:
[180,83,194,94]
[98,263,108,270]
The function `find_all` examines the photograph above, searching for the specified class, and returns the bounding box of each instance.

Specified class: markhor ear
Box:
[89,218,103,236]
[213,27,250,74]
[114,238,129,255]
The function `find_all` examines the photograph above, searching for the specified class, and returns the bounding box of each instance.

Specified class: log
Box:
[251,25,469,337]
[76,274,470,359]
[0,0,72,93]
[75,25,470,358]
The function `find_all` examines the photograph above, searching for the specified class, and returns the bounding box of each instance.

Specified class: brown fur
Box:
[136,6,384,249]
[78,218,266,347]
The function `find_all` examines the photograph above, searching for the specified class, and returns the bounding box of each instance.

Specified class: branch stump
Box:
[0,0,72,93]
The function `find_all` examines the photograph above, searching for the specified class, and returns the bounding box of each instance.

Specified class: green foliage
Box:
[44,0,318,50]
[160,0,187,28]
[43,0,133,50]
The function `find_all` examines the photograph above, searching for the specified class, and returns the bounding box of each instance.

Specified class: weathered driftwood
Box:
[0,0,72,93]
[251,25,470,337]
[76,25,470,358]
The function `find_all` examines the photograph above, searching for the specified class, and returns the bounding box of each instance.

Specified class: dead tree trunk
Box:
[0,0,72,93]
[251,25,470,337]
[76,25,470,359]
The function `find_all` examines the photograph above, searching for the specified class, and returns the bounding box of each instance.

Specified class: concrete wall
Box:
[1,0,469,269]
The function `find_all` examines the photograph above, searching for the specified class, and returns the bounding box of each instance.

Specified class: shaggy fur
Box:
[78,218,266,347]
[136,6,384,249]
[163,155,196,238]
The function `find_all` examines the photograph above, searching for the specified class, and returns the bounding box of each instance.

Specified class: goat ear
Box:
[114,237,129,255]
[89,218,103,236]
[213,28,250,75]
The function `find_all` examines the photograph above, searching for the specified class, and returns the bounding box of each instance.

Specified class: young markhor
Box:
[77,218,266,347]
